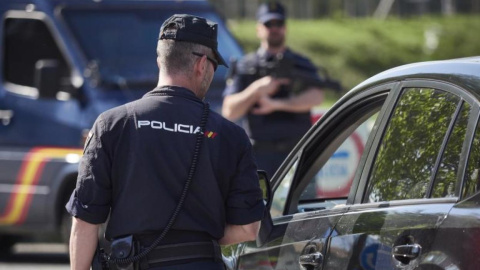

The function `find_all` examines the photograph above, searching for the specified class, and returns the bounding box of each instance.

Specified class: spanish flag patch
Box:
[204,130,218,139]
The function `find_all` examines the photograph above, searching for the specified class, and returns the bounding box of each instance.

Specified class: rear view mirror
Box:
[34,59,60,99]
[257,170,273,247]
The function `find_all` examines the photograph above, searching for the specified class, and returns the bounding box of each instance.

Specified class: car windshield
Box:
[61,8,242,89]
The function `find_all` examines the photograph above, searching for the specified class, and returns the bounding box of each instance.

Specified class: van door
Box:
[0,12,84,228]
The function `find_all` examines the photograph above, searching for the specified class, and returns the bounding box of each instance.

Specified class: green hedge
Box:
[227,15,480,101]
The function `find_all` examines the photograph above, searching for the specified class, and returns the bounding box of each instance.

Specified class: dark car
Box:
[224,56,480,270]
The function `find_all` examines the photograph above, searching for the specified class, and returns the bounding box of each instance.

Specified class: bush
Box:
[227,15,480,99]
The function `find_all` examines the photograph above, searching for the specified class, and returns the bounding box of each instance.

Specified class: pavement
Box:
[0,243,70,270]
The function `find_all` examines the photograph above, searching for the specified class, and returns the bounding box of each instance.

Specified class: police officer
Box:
[222,1,324,178]
[66,14,265,270]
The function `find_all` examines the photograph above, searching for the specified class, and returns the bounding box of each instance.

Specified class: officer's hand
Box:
[253,76,290,97]
[251,95,280,115]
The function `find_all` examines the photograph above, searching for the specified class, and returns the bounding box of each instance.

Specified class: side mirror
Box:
[257,170,273,247]
[34,59,60,99]
[258,170,272,209]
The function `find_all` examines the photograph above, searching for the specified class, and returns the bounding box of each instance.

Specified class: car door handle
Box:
[393,244,422,259]
[299,252,323,267]
[0,110,14,126]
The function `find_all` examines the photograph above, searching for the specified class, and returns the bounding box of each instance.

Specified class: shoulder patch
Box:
[204,130,218,139]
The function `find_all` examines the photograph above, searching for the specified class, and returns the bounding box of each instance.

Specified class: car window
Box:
[271,159,298,218]
[432,102,470,198]
[270,90,388,218]
[365,88,463,202]
[299,113,377,202]
[463,118,480,199]
[270,112,379,218]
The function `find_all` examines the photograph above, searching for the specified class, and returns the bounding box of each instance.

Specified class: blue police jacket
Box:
[223,48,322,143]
[66,86,265,241]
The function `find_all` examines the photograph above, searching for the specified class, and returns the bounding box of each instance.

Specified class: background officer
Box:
[222,1,324,178]
[66,14,265,270]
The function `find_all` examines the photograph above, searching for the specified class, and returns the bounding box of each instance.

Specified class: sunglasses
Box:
[192,52,218,71]
[264,20,285,29]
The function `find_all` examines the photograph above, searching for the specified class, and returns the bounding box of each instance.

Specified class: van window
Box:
[3,17,69,97]
[61,9,242,89]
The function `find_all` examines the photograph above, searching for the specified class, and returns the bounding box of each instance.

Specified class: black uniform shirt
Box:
[223,48,322,143]
[66,86,265,240]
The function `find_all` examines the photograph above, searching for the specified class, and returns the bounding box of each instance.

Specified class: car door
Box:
[320,81,476,269]
[425,107,480,270]
[228,83,394,270]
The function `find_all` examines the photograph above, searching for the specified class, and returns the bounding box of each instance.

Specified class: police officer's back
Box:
[67,14,265,270]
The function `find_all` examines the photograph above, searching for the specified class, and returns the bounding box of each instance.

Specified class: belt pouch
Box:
[110,235,138,270]
[92,244,109,270]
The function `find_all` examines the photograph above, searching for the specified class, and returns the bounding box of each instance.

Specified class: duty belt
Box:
[139,240,221,268]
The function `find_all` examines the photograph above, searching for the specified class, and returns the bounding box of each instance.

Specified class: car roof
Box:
[351,56,480,99]
[9,0,208,3]
[4,0,211,8]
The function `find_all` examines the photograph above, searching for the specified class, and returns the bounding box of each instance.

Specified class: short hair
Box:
[157,39,211,76]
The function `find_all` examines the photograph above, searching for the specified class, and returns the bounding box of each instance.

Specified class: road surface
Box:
[0,243,70,270]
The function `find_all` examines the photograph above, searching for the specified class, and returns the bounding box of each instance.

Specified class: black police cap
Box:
[256,1,286,24]
[159,14,228,67]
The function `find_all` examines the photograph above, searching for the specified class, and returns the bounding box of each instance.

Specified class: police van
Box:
[0,0,242,252]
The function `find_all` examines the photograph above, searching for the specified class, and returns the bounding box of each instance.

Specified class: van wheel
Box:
[0,235,18,256]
